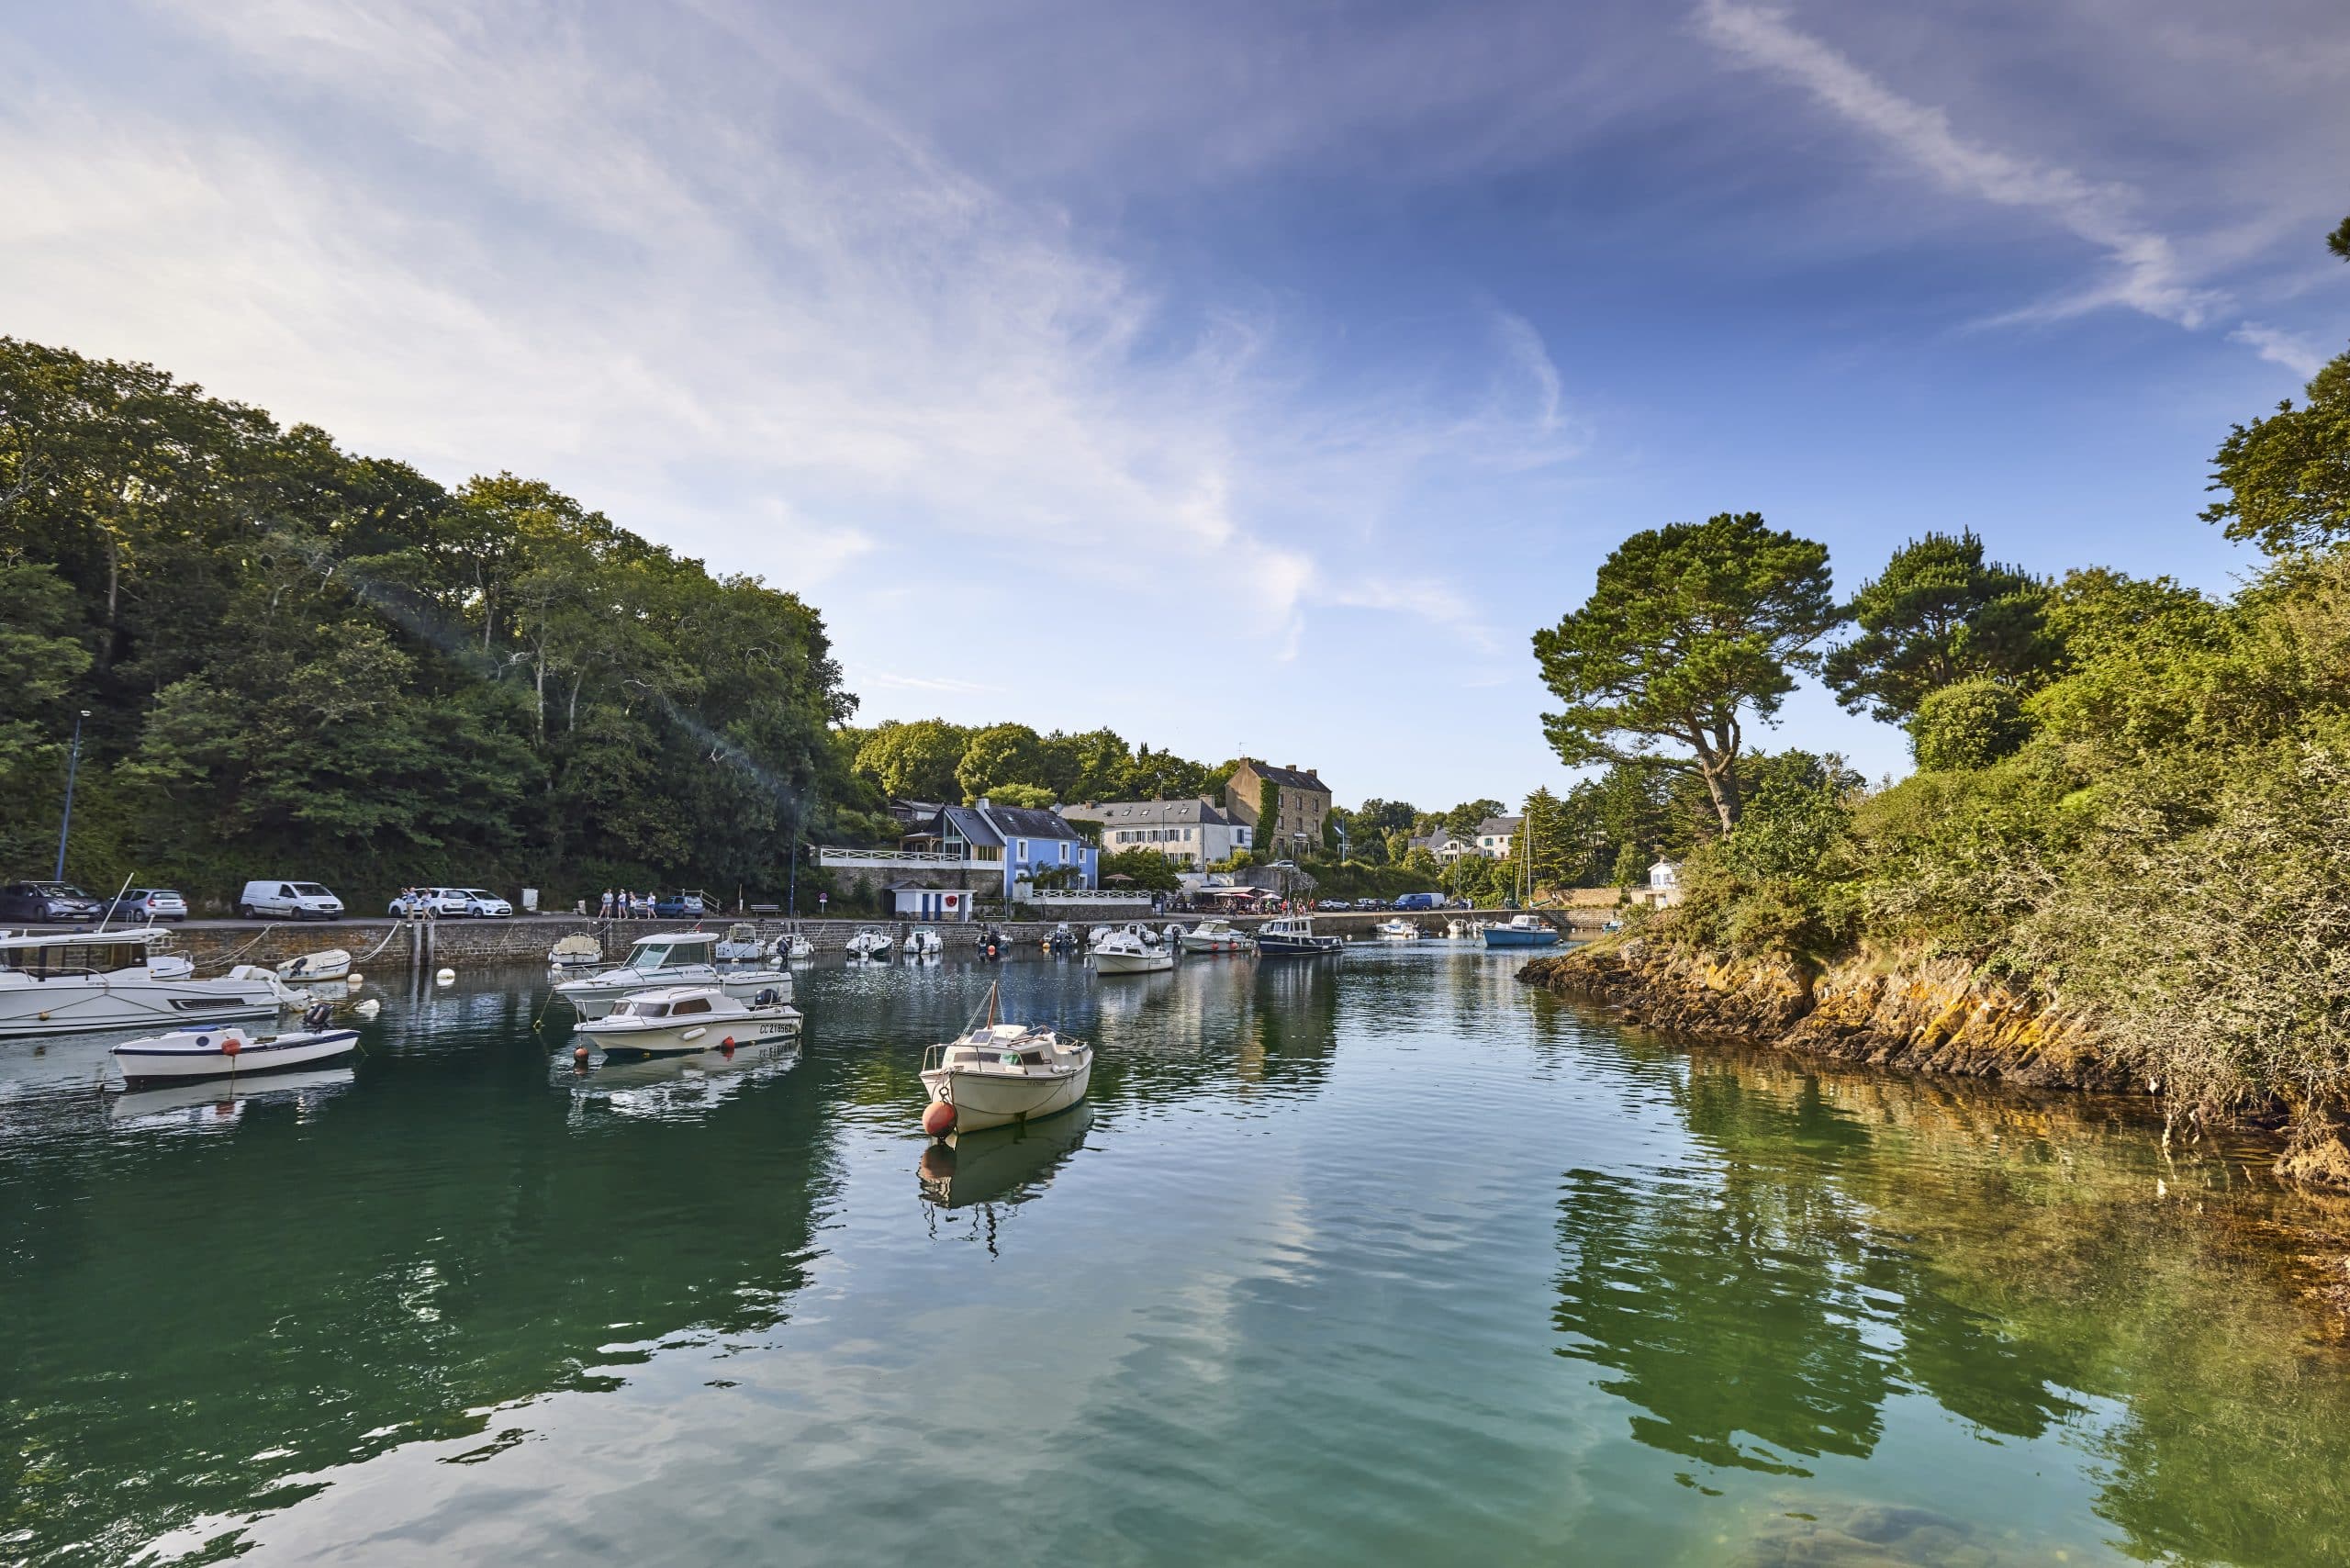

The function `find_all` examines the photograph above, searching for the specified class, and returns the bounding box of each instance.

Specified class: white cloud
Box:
[1693,0,2221,330]
[2228,323,2328,379]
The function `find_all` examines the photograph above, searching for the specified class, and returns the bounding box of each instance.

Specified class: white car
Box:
[238,879,344,921]
[389,887,513,918]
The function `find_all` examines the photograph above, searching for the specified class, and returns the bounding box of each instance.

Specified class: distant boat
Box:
[1482,913,1560,949]
[1374,919,1417,941]
[782,932,816,959]
[554,931,793,1017]
[714,923,771,962]
[906,926,945,957]
[845,928,893,960]
[274,947,352,984]
[548,933,605,969]
[1256,917,1344,958]
[1092,927,1173,975]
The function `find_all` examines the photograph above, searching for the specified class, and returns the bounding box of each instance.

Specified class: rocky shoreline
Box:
[1517,938,2132,1093]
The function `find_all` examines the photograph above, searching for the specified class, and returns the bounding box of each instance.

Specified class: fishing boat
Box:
[554,931,793,1018]
[1179,918,1250,954]
[573,984,800,1059]
[110,1002,359,1088]
[1375,919,1418,941]
[919,985,1091,1136]
[1091,926,1173,975]
[906,926,944,957]
[1482,913,1561,949]
[845,928,893,960]
[548,933,605,969]
[0,927,295,1038]
[274,947,353,984]
[1255,916,1344,958]
[714,923,772,962]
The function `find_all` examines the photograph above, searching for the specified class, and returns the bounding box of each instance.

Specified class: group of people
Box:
[599,889,662,920]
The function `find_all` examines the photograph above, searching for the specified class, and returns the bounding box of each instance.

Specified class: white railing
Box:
[1022,888,1154,905]
[816,846,978,868]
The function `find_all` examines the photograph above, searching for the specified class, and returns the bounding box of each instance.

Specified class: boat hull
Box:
[581,1010,800,1060]
[558,968,792,1018]
[1482,928,1561,948]
[1257,935,1344,957]
[0,973,284,1038]
[112,1027,360,1087]
[921,1056,1092,1133]
[1092,950,1173,974]
[1178,935,1248,953]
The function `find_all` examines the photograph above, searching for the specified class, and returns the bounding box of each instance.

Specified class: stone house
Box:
[1224,760,1332,859]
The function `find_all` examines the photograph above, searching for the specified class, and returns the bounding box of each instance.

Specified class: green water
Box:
[5,947,2349,1565]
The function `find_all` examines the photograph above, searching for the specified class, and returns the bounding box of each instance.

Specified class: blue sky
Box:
[7,1,2345,809]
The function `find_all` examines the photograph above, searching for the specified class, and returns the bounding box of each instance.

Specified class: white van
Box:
[238,879,345,921]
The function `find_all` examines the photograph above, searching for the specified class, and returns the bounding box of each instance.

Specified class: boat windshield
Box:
[0,939,150,975]
[625,945,674,971]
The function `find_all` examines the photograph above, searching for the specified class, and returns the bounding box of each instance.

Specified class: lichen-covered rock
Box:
[1519,939,2130,1093]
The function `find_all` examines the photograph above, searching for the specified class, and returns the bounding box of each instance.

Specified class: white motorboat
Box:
[1179,919,1250,954]
[574,983,800,1060]
[906,926,944,957]
[845,928,893,960]
[920,986,1092,1136]
[554,931,793,1018]
[781,932,815,959]
[1445,918,1466,939]
[274,947,353,983]
[110,1003,360,1087]
[548,933,605,969]
[1375,919,1418,941]
[714,923,773,962]
[1092,927,1174,975]
[0,927,297,1038]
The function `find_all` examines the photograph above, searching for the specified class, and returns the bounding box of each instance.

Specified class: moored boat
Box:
[1091,927,1173,975]
[714,923,772,962]
[782,932,816,959]
[274,947,353,983]
[1255,917,1344,958]
[919,986,1091,1136]
[1179,918,1250,954]
[845,928,893,960]
[574,983,800,1059]
[548,933,605,969]
[554,932,793,1017]
[110,1003,359,1087]
[1375,919,1417,941]
[0,927,295,1038]
[906,926,944,957]
[1482,913,1561,949]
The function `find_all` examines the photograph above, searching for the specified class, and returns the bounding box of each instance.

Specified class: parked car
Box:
[238,879,344,921]
[1316,899,1349,911]
[0,880,106,924]
[103,888,188,924]
[389,886,514,918]
[452,887,513,918]
[1354,898,1385,911]
[652,890,708,919]
[1393,891,1441,911]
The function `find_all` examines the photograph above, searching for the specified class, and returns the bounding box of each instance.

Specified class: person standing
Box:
[599,888,614,920]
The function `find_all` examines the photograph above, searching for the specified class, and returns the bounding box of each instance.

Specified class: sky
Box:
[6,0,2346,810]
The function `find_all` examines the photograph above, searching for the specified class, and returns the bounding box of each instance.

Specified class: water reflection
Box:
[108,1065,359,1133]
[558,1038,802,1124]
[919,1105,1096,1256]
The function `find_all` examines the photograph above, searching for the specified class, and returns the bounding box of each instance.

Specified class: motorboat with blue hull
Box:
[1481,913,1561,949]
[1255,917,1344,957]
[110,1003,360,1088]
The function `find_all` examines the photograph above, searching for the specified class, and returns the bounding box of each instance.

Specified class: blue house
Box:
[912,800,1098,903]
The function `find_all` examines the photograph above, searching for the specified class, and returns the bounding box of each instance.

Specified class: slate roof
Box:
[1473,815,1524,839]
[1061,798,1234,828]
[1238,760,1329,792]
[975,802,1091,843]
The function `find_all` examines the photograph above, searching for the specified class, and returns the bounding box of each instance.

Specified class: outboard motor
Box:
[754,988,779,1006]
[302,1002,334,1031]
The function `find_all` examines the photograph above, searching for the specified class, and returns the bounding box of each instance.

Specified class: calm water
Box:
[6,946,2350,1566]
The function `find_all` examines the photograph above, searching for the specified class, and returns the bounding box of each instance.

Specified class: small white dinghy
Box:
[1092,926,1173,975]
[920,985,1091,1137]
[574,983,800,1060]
[112,1002,359,1088]
[275,947,353,983]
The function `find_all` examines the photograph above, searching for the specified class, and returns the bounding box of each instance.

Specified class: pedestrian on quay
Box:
[599,888,614,920]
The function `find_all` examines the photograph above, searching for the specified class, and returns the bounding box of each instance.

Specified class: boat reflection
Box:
[561,1038,801,1122]
[108,1066,358,1132]
[919,1104,1094,1253]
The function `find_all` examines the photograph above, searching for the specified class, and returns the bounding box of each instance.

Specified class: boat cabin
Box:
[610,993,718,1019]
[0,929,158,977]
[619,934,718,971]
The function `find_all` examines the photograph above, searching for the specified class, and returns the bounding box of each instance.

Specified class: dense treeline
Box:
[0,340,853,910]
[834,717,1231,827]
[1537,219,2350,1145]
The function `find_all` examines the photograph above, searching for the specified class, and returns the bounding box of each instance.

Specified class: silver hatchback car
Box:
[106,888,189,923]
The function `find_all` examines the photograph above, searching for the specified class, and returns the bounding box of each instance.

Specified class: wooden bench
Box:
[749,903,782,915]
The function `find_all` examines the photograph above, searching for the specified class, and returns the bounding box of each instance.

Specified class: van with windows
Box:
[238,880,345,921]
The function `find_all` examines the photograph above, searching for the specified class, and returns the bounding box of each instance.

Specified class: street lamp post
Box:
[54,709,90,881]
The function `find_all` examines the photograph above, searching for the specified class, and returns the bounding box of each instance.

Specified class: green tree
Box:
[1820,531,2047,722]
[855,719,968,801]
[957,722,1048,802]
[1444,798,1505,839]
[1098,846,1181,891]
[2202,214,2350,556]
[983,782,1056,809]
[1909,677,2029,771]
[1533,511,1839,831]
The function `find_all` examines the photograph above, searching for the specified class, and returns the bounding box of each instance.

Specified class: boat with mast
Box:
[919,982,1092,1136]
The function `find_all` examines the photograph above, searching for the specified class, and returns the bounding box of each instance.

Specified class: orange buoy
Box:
[573,1045,590,1067]
[221,1036,241,1057]
[922,1100,957,1137]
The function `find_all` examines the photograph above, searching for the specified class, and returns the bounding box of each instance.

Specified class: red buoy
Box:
[922,1100,957,1137]
[573,1045,590,1068]
[221,1037,241,1057]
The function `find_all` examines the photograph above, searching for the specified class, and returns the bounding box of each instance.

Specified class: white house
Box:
[1649,859,1681,907]
[1059,798,1252,870]
[1472,815,1523,858]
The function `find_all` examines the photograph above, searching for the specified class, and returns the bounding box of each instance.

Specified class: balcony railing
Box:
[816,846,984,868]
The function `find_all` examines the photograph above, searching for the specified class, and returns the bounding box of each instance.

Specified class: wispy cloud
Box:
[1693,0,2221,330]
[2228,323,2328,379]
[865,672,1002,696]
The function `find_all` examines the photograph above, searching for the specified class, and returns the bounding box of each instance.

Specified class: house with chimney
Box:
[1058,797,1253,870]
[1224,760,1333,859]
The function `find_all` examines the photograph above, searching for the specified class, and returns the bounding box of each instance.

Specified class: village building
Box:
[1224,760,1333,860]
[1058,798,1252,870]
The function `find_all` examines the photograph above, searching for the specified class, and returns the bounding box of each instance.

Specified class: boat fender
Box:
[923,1101,957,1137]
[681,1026,705,1042]
[221,1036,241,1057]
[721,1036,735,1055]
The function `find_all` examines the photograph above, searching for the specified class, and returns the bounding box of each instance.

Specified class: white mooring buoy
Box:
[435,968,456,985]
